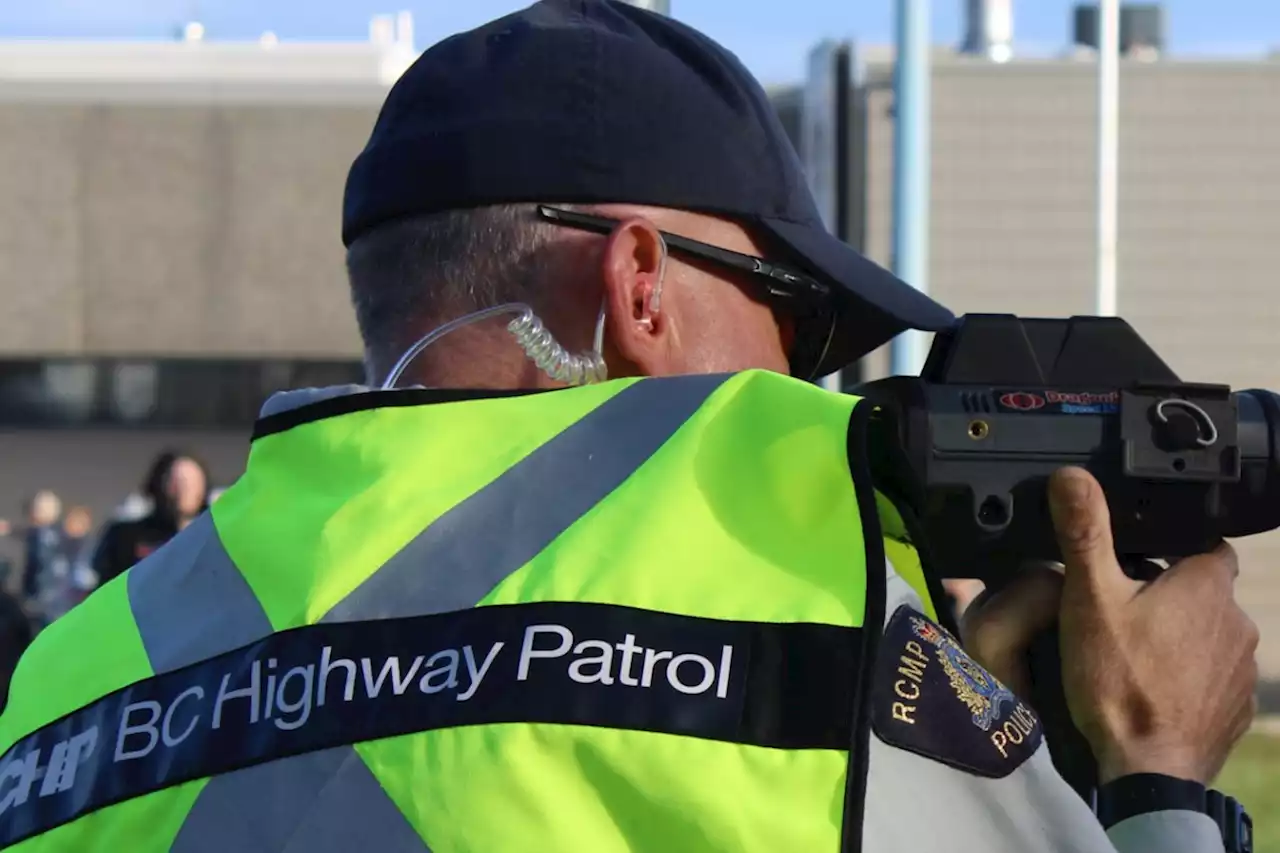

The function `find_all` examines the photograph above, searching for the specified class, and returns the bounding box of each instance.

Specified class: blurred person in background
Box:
[33,506,99,628]
[0,586,32,712]
[19,490,62,604]
[92,450,210,586]
[0,517,14,593]
[109,492,153,522]
[60,506,94,560]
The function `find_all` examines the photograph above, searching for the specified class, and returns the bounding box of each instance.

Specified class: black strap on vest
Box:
[0,601,862,848]
[840,403,889,853]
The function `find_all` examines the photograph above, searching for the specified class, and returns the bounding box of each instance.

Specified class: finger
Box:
[1049,468,1122,592]
[961,565,1064,698]
[963,562,1062,622]
[1215,542,1240,582]
[1163,542,1240,591]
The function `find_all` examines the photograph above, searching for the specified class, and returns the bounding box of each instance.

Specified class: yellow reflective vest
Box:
[0,370,950,852]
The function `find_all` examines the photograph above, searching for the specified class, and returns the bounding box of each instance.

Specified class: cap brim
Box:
[758,217,956,378]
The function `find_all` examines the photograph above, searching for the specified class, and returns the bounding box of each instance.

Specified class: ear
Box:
[599,217,672,376]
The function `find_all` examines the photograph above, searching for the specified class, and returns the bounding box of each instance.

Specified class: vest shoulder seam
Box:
[252,387,549,440]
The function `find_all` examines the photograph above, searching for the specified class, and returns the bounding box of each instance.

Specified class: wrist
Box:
[1095,742,1206,785]
[1096,774,1254,853]
[1096,773,1207,828]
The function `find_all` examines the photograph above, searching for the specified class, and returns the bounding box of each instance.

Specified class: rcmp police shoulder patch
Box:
[871,605,1042,777]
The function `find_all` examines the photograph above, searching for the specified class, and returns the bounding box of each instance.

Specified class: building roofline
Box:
[0,13,420,88]
[0,79,394,106]
[851,42,1280,67]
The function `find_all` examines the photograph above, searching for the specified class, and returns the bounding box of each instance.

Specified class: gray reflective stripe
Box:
[123,523,421,852]
[326,373,727,623]
[128,514,274,674]
[138,531,433,853]
[169,373,725,852]
[167,746,428,853]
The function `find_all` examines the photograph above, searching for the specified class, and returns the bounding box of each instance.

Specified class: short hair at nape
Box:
[345,205,563,362]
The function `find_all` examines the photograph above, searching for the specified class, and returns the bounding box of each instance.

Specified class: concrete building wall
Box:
[856,57,1280,674]
[0,92,378,359]
[858,58,1280,388]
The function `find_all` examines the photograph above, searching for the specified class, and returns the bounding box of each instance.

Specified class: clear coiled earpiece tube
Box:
[379,232,667,391]
[507,307,608,386]
[380,303,608,390]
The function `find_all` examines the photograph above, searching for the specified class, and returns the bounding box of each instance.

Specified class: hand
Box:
[1049,467,1259,784]
[961,565,1063,701]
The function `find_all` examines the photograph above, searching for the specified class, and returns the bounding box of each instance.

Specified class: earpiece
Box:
[381,302,607,390]
[379,233,671,391]
[649,235,669,315]
[631,234,667,334]
[508,310,608,385]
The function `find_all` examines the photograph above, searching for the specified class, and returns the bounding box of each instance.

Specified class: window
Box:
[0,359,365,429]
[110,362,159,424]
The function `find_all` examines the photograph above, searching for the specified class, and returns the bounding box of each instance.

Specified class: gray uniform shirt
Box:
[869,557,1224,853]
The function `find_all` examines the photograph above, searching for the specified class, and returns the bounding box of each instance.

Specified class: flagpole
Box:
[889,0,931,376]
[1096,0,1120,316]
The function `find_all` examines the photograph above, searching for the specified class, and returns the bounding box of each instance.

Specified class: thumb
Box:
[1048,468,1121,591]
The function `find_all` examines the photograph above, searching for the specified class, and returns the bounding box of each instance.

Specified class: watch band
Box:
[1096,773,1253,853]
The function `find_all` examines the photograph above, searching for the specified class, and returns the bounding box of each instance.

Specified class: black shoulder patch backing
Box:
[871,606,1042,778]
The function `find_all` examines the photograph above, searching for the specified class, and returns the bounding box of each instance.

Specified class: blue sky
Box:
[2,1,1277,84]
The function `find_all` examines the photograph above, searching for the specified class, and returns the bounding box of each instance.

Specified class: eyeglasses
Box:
[535,205,836,379]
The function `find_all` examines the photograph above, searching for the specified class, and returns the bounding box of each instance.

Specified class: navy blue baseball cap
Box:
[343,0,954,377]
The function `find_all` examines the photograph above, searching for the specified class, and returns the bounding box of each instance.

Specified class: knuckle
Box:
[1193,557,1240,596]
[1061,521,1107,555]
[1203,550,1237,581]
[1239,693,1260,736]
[1241,614,1261,650]
[1235,705,1256,742]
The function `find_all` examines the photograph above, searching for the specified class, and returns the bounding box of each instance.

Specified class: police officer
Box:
[0,2,1257,852]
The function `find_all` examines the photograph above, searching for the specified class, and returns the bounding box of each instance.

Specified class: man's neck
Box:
[389,354,563,392]
[375,320,589,392]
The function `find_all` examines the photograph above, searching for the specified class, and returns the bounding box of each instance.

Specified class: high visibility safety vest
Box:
[0,370,951,853]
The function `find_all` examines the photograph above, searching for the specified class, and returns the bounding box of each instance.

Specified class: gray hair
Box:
[345,204,567,376]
